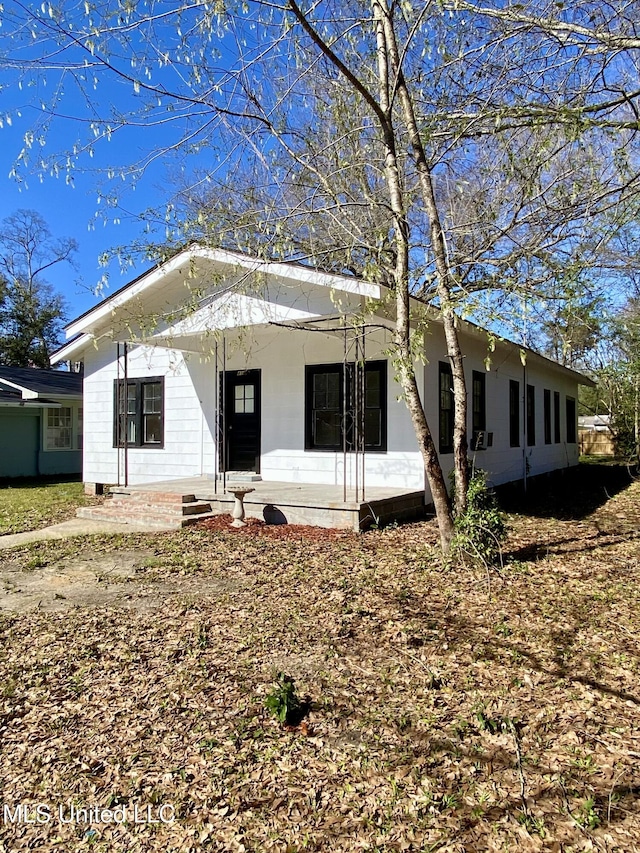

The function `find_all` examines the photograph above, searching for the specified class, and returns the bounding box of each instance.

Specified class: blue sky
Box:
[0,1,261,329]
[1,89,169,322]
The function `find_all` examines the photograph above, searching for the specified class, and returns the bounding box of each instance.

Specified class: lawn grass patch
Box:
[0,479,100,535]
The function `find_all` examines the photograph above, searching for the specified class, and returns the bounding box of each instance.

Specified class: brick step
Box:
[76,505,218,530]
[100,498,212,517]
[78,487,216,531]
[77,506,182,529]
[110,489,199,507]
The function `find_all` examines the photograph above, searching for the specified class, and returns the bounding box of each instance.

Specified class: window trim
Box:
[526,384,536,447]
[543,388,552,445]
[553,391,561,444]
[509,380,520,448]
[305,364,344,452]
[439,361,454,454]
[113,376,165,449]
[44,404,82,452]
[45,406,73,451]
[471,370,486,451]
[305,361,387,453]
[566,396,577,444]
[77,406,83,451]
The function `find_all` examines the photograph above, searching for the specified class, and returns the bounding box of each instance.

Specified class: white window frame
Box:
[44,404,83,452]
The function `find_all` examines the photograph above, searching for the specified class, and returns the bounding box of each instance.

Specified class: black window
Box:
[363,364,385,449]
[308,367,342,450]
[439,361,454,454]
[543,389,552,445]
[305,361,387,452]
[554,391,561,443]
[526,384,536,446]
[114,377,164,448]
[471,370,486,450]
[509,380,520,448]
[566,396,577,443]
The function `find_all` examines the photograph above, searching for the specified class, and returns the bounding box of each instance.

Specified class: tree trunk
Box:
[372,2,455,550]
[286,0,456,550]
[635,374,639,466]
[395,286,456,551]
[375,0,469,515]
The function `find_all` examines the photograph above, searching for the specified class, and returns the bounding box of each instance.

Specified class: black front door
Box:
[222,370,261,472]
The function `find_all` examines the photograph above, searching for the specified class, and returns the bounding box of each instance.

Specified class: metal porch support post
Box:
[123,341,129,487]
[523,363,527,494]
[361,324,366,503]
[222,335,227,494]
[343,326,348,503]
[214,340,219,496]
[116,342,121,486]
[354,325,360,504]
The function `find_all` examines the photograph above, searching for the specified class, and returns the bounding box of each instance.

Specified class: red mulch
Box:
[194,514,356,541]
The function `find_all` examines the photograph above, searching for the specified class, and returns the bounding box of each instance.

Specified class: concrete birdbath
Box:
[227,486,255,528]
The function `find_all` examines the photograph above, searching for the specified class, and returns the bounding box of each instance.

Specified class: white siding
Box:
[82,318,581,495]
[424,325,580,494]
[83,343,215,485]
[251,326,424,490]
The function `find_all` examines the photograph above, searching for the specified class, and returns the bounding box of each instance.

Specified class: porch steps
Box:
[76,488,217,530]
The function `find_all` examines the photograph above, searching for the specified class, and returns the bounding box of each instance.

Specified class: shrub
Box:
[264,673,302,725]
[451,470,506,567]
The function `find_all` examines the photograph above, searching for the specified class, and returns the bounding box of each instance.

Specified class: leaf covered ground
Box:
[0,472,639,852]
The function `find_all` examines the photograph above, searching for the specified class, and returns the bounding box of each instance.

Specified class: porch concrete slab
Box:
[124,477,427,531]
[125,477,420,506]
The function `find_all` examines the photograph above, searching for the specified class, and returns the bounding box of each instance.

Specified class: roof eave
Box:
[63,246,381,340]
[51,334,94,365]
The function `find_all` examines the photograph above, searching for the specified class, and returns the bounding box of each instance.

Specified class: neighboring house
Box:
[52,246,593,501]
[0,366,83,479]
[578,415,611,432]
[578,414,615,456]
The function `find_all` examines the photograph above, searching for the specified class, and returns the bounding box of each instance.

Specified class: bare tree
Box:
[0,210,73,367]
[2,0,639,547]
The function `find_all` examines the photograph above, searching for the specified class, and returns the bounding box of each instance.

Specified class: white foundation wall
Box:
[82,342,216,486]
[424,325,581,491]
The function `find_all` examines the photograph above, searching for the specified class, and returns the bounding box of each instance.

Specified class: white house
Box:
[52,246,592,522]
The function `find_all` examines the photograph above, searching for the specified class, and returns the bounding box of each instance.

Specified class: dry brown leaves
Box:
[196,514,356,543]
[0,478,639,852]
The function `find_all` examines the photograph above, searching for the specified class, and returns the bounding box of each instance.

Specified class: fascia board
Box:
[522,348,596,387]
[50,334,94,365]
[0,378,32,399]
[0,400,61,408]
[65,249,196,339]
[453,316,596,386]
[205,247,382,298]
[65,247,382,340]
[408,296,596,388]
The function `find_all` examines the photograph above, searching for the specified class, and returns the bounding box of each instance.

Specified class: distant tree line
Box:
[0,210,72,369]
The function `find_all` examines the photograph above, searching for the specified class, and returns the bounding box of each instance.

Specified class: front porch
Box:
[78,477,427,531]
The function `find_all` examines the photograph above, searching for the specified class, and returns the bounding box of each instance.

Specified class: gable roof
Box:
[66,246,379,338]
[53,245,382,363]
[50,245,595,388]
[0,366,83,400]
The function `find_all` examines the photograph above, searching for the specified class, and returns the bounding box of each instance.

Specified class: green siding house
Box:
[0,367,83,479]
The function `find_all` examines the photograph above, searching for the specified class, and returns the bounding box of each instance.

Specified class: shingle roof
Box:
[0,366,82,398]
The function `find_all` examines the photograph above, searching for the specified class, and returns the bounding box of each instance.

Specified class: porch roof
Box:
[146,291,329,352]
[52,245,384,363]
